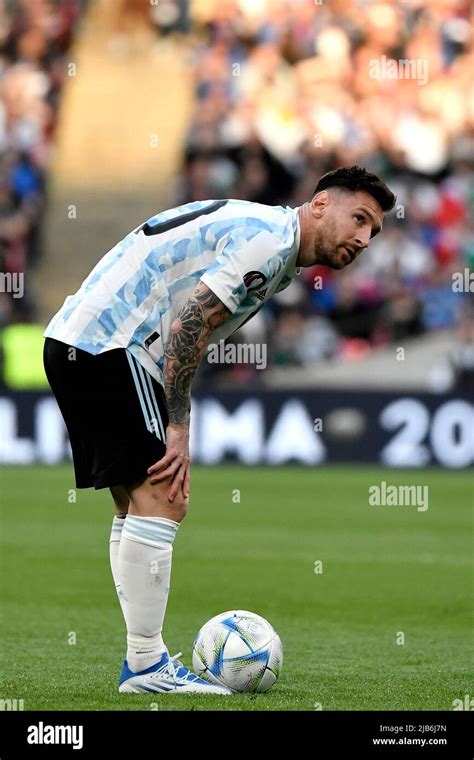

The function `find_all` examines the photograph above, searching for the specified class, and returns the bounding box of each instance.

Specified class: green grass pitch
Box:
[0,465,472,711]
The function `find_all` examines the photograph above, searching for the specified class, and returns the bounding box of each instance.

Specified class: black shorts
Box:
[43,338,168,489]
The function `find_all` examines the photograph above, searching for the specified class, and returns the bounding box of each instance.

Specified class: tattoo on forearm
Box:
[164,284,230,424]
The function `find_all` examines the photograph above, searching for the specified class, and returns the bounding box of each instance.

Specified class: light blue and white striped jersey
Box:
[44,199,301,385]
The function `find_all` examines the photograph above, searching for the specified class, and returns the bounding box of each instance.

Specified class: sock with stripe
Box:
[118,514,179,672]
[109,515,127,620]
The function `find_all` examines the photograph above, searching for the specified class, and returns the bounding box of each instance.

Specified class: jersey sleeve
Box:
[200,227,288,313]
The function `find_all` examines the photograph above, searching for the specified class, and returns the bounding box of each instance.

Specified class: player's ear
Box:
[310,190,329,217]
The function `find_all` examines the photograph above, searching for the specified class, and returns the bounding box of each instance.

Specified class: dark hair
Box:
[313,165,396,212]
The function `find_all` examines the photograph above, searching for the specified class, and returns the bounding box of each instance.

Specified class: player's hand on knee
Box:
[147,423,190,502]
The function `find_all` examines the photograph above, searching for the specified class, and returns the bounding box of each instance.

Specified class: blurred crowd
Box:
[0,0,85,325]
[0,0,472,386]
[170,0,473,379]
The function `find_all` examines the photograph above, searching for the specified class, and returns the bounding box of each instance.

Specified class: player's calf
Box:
[110,475,186,675]
[110,485,130,517]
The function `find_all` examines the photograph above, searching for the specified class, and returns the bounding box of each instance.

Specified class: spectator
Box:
[177,0,472,377]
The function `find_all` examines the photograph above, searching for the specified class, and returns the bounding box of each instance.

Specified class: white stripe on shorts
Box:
[132,356,164,441]
[125,351,155,436]
[144,370,166,441]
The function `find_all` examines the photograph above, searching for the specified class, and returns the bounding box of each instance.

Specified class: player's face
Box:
[309,190,384,270]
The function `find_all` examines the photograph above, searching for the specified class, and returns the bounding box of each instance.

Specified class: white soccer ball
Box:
[192,610,283,693]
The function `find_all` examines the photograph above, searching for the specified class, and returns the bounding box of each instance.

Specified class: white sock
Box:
[119,514,179,672]
[109,516,127,621]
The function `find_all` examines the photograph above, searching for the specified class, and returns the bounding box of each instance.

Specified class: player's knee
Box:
[170,494,189,523]
[151,490,188,523]
[145,479,189,522]
[129,480,189,522]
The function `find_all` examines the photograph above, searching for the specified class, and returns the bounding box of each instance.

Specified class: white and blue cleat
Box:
[118,650,232,695]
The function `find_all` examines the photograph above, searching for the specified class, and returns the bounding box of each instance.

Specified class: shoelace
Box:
[159,652,198,683]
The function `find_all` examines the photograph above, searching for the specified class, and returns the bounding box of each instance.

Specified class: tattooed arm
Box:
[147,283,231,501]
[164,282,231,425]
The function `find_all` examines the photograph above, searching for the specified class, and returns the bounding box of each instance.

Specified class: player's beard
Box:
[313,219,348,269]
[315,241,350,269]
[316,248,345,269]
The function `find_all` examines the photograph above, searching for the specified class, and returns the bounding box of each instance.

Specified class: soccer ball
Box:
[192,610,283,693]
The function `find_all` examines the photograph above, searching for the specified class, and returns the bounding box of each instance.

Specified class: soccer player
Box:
[43,165,395,694]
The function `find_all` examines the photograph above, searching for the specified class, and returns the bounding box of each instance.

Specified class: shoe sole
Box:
[119,682,232,695]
